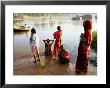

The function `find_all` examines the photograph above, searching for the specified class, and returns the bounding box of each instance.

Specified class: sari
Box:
[53,30,62,58]
[75,29,92,72]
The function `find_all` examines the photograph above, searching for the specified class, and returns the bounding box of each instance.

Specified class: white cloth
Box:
[30,34,39,48]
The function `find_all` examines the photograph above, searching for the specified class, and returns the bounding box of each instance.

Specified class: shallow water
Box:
[14,15,97,64]
[14,56,97,75]
[13,14,97,75]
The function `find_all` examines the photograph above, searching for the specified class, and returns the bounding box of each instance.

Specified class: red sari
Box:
[53,30,62,58]
[75,29,92,72]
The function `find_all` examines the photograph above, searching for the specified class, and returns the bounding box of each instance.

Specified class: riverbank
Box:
[14,56,97,75]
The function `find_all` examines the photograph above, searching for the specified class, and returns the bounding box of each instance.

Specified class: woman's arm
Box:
[51,40,54,44]
[43,40,46,43]
[30,36,32,44]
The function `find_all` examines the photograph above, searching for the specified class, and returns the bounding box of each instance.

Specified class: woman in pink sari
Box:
[53,26,62,59]
[75,20,92,73]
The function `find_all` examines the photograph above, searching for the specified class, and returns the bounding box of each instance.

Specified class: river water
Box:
[14,14,97,64]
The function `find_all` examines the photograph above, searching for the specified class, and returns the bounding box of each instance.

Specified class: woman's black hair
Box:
[57,26,61,31]
[31,28,36,34]
[47,39,50,43]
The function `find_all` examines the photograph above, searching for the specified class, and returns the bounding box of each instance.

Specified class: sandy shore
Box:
[14,56,97,75]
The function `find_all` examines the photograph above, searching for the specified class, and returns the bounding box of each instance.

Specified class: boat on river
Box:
[14,26,30,32]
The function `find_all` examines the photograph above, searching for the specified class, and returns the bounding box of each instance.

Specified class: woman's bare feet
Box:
[33,60,37,63]
[37,59,40,62]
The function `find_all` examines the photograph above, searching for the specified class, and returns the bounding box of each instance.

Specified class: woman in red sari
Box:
[53,26,62,59]
[75,20,92,73]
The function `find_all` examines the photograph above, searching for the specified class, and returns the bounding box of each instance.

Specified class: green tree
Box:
[91,31,97,52]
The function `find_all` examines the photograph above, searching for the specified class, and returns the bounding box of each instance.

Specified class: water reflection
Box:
[14,15,97,64]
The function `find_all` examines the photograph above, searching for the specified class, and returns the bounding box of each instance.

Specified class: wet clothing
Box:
[58,49,70,64]
[45,43,52,56]
[53,30,62,58]
[44,40,54,56]
[30,34,39,53]
[75,30,92,72]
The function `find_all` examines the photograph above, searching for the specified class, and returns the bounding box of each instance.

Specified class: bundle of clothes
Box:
[58,45,70,64]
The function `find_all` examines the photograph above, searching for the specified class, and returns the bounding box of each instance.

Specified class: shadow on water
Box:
[14,31,29,35]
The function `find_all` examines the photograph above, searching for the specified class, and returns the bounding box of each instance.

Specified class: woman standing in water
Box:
[75,20,92,73]
[30,28,40,63]
[53,26,62,59]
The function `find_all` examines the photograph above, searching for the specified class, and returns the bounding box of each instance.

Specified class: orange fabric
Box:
[52,30,62,58]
